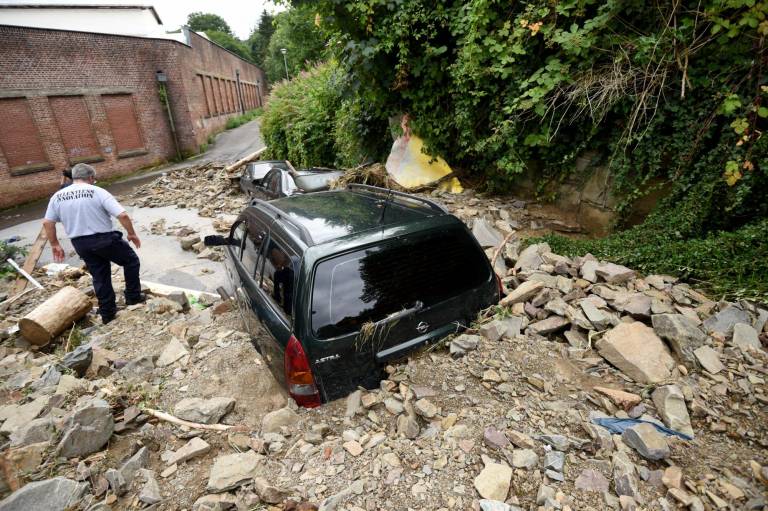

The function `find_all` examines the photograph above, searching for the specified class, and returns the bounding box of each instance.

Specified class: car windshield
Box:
[311,229,491,339]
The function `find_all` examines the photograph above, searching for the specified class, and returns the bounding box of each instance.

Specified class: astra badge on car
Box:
[416,322,429,334]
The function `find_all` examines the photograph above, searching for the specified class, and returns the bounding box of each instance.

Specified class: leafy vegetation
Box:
[186,12,234,35]
[248,10,276,67]
[262,5,329,84]
[269,0,767,299]
[0,241,25,279]
[224,108,263,130]
[204,30,254,62]
[260,62,390,168]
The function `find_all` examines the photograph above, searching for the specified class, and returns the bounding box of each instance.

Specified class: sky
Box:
[0,0,283,39]
[152,0,283,39]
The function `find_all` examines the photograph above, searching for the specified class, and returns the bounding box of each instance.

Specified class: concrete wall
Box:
[0,25,265,209]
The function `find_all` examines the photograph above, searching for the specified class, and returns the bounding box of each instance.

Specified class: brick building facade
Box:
[0,24,266,209]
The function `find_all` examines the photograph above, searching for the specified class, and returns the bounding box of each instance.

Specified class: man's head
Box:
[71,163,96,183]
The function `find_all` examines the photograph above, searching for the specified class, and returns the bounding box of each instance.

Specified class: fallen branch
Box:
[490,231,516,278]
[143,408,244,432]
[223,146,268,174]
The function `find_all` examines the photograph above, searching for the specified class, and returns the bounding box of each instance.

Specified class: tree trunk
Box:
[18,286,91,346]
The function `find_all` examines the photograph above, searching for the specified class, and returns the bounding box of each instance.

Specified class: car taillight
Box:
[284,335,321,408]
[496,274,504,299]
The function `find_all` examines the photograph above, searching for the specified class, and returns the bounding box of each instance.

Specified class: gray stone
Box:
[622,423,670,460]
[483,427,510,450]
[9,417,55,447]
[501,317,523,338]
[581,260,599,283]
[544,297,569,317]
[105,468,127,495]
[31,365,61,391]
[619,294,652,318]
[702,305,750,337]
[192,493,238,511]
[262,407,298,434]
[564,328,587,349]
[527,316,569,335]
[693,346,725,374]
[0,477,87,510]
[580,300,612,329]
[139,471,162,505]
[396,414,420,439]
[543,451,565,472]
[575,469,609,492]
[318,479,365,511]
[450,334,481,357]
[480,320,506,342]
[501,280,544,306]
[0,396,48,435]
[612,451,640,498]
[253,477,288,504]
[472,218,503,248]
[384,397,404,415]
[652,385,694,438]
[345,390,362,417]
[147,297,184,314]
[539,434,570,451]
[651,314,707,366]
[167,437,211,465]
[414,398,438,418]
[57,398,114,458]
[156,338,189,367]
[120,355,155,378]
[166,291,190,311]
[597,322,675,383]
[732,323,762,352]
[180,234,201,250]
[474,462,513,501]
[514,243,550,271]
[479,500,523,511]
[595,262,635,284]
[174,397,235,424]
[511,449,539,469]
[60,345,93,377]
[120,446,149,485]
[207,451,261,492]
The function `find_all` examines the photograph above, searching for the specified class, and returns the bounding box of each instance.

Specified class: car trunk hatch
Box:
[308,227,496,401]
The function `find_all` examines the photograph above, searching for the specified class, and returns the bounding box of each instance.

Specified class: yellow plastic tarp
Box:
[385,124,463,194]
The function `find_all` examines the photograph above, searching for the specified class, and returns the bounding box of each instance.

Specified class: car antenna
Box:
[378,189,394,225]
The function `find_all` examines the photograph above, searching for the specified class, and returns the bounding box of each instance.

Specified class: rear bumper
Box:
[375,321,463,362]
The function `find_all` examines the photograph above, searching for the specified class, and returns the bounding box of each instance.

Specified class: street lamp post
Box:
[280,48,289,80]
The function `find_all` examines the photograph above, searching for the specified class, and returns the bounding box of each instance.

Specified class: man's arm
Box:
[116,212,141,249]
[42,220,65,263]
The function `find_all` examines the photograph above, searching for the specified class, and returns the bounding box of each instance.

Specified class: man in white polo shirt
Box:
[43,163,144,324]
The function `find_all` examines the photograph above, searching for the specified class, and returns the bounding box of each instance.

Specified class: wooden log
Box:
[18,286,91,346]
[223,146,267,174]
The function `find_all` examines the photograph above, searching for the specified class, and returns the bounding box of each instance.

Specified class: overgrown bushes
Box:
[260,62,390,168]
[269,0,767,299]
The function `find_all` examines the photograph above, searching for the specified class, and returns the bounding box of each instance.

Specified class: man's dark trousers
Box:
[71,231,141,321]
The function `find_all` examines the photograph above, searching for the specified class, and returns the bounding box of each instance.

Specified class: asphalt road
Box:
[0,119,264,292]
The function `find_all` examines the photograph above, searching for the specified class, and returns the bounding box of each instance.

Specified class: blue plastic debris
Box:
[592,417,693,441]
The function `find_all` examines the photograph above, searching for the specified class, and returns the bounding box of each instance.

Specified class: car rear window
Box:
[311,229,491,339]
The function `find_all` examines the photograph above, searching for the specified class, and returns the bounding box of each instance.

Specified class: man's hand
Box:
[127,234,141,249]
[51,243,65,263]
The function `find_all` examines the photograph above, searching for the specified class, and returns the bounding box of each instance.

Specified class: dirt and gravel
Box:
[0,163,766,511]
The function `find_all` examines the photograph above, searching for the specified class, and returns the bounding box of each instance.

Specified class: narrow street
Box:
[0,119,264,292]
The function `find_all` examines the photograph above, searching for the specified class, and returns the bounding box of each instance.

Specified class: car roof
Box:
[261,187,447,245]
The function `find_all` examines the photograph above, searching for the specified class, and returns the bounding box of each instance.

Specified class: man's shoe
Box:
[126,294,147,306]
[102,314,116,325]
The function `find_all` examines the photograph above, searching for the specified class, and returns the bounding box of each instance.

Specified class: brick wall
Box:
[0,25,265,209]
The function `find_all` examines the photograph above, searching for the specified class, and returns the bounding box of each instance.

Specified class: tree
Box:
[187,12,232,35]
[205,31,253,62]
[248,10,275,67]
[263,5,327,84]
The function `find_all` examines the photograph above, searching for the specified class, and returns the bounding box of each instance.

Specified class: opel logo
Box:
[416,321,429,334]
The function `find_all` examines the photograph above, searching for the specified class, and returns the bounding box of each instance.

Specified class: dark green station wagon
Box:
[205,184,500,407]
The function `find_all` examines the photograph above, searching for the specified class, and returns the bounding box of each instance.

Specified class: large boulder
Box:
[474,462,513,501]
[207,451,262,492]
[261,407,298,434]
[732,323,762,352]
[9,417,55,447]
[622,423,670,460]
[597,322,675,383]
[0,477,87,510]
[652,385,694,438]
[651,314,707,366]
[702,305,750,337]
[57,398,114,458]
[514,243,550,272]
[174,397,235,424]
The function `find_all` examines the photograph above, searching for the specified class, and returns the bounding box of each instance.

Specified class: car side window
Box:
[242,220,268,278]
[261,235,296,318]
[230,221,246,260]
